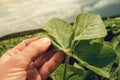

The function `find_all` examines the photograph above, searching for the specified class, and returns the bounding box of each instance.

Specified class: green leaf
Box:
[74,40,116,67]
[72,54,110,78]
[116,43,120,53]
[74,13,107,40]
[73,40,116,78]
[50,64,87,80]
[111,36,120,63]
[42,18,73,52]
[111,36,119,49]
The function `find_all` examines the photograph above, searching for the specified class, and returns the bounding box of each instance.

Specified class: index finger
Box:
[14,37,39,51]
[0,37,39,62]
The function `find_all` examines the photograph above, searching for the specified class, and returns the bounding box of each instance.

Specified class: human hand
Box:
[0,37,65,80]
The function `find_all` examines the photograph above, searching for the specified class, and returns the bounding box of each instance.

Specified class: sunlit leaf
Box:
[43,18,73,53]
[74,13,107,40]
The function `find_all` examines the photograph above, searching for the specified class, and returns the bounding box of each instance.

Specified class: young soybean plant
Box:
[41,13,116,80]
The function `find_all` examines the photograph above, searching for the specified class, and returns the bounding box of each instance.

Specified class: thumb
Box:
[16,37,51,62]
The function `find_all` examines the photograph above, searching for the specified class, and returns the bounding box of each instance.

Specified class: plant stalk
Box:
[109,64,120,80]
[63,55,70,80]
[63,39,76,80]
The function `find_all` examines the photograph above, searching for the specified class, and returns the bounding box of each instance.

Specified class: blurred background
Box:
[0,0,120,37]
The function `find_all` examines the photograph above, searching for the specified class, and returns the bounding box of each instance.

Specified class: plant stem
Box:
[63,55,70,80]
[63,39,75,80]
[109,64,120,80]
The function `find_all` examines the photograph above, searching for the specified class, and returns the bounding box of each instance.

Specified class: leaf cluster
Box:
[41,13,117,80]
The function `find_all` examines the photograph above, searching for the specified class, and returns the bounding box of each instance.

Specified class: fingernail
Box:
[39,37,50,43]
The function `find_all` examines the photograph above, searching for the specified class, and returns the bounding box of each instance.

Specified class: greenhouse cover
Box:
[0,0,120,37]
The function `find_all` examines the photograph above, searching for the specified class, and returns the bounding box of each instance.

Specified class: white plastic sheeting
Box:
[0,0,120,37]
